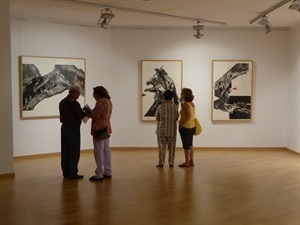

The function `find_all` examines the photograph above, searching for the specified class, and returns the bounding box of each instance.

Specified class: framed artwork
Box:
[19,56,86,119]
[212,60,253,122]
[141,60,182,121]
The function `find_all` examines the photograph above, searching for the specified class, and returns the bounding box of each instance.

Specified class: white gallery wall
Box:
[110,28,289,149]
[10,19,299,156]
[11,20,112,156]
[287,25,300,152]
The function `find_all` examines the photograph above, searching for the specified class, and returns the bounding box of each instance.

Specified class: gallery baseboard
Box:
[0,173,15,178]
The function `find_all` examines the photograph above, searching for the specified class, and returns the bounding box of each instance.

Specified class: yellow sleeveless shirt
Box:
[179,102,195,128]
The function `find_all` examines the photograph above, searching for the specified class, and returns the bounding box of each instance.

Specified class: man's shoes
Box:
[89,176,104,182]
[103,175,112,179]
[156,164,164,167]
[69,174,84,180]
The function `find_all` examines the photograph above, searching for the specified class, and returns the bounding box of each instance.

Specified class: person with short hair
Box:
[155,90,179,168]
[59,86,86,179]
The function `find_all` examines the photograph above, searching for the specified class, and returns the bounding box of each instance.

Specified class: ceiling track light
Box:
[97,8,115,29]
[265,24,272,34]
[258,15,272,34]
[193,21,204,39]
[250,0,292,25]
[289,0,300,11]
[258,15,269,26]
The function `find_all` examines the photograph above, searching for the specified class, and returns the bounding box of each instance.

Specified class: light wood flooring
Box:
[0,148,299,225]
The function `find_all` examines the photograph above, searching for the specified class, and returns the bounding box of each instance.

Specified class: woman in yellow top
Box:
[178,88,195,167]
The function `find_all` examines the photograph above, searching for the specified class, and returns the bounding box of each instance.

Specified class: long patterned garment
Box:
[155,102,179,166]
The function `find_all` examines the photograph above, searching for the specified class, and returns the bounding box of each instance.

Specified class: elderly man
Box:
[59,86,86,179]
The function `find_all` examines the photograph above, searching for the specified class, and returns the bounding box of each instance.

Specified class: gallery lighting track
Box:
[250,0,294,24]
[50,0,227,26]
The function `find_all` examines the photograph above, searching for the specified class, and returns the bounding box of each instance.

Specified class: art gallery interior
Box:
[1,0,300,175]
[0,1,299,224]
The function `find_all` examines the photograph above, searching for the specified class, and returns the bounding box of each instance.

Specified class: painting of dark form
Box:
[19,56,85,119]
[212,60,253,122]
[142,60,182,121]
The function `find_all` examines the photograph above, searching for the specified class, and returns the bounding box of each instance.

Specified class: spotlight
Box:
[265,23,272,34]
[97,8,115,29]
[258,16,268,26]
[258,16,272,34]
[193,21,204,39]
[289,0,300,11]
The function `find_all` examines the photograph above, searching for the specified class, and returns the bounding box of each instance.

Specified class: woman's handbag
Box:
[94,127,110,141]
[194,118,202,136]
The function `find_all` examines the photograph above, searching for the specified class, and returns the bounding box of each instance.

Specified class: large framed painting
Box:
[141,60,182,121]
[212,60,253,122]
[19,56,86,120]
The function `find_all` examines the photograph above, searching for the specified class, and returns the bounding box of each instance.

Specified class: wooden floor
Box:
[0,148,299,225]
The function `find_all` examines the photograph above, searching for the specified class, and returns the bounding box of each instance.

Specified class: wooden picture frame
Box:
[19,56,86,120]
[141,60,182,121]
[212,60,253,122]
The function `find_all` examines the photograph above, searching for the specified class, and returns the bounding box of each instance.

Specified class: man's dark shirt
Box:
[59,94,86,125]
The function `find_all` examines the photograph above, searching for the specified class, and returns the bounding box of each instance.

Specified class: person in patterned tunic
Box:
[155,90,179,167]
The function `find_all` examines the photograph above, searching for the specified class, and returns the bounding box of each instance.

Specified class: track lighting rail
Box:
[250,0,292,24]
[51,0,227,26]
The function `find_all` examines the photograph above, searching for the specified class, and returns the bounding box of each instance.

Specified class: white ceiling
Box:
[10,0,300,29]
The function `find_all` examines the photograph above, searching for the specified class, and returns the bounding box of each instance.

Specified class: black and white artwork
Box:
[19,56,85,119]
[142,60,182,121]
[212,60,253,122]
